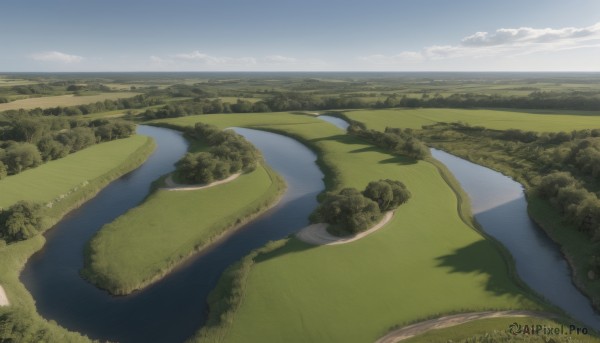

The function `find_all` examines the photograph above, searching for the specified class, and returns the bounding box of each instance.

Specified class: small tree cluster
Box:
[0,201,44,242]
[311,179,411,235]
[175,123,260,184]
[348,124,430,160]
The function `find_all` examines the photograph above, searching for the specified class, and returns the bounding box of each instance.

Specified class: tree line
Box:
[1,94,163,117]
[0,116,135,178]
[175,123,260,184]
[311,179,410,235]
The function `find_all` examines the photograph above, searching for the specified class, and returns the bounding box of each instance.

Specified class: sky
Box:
[1,0,599,72]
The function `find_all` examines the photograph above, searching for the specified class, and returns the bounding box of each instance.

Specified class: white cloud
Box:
[30,51,83,63]
[359,22,600,65]
[173,51,257,66]
[146,51,327,70]
[263,55,298,64]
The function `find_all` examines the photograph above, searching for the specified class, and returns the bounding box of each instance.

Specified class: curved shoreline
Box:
[0,285,9,306]
[162,172,241,191]
[374,310,559,343]
[296,211,394,245]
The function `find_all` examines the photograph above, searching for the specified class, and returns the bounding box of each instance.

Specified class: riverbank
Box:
[163,172,241,191]
[296,211,394,245]
[1,133,156,342]
[82,164,286,295]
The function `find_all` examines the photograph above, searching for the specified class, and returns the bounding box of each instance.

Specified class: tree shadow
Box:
[379,156,418,165]
[435,240,532,299]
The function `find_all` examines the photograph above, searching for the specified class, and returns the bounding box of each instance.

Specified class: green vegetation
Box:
[0,135,152,209]
[175,123,260,184]
[0,92,138,111]
[0,202,44,242]
[344,108,600,132]
[158,113,547,343]
[82,163,285,295]
[402,317,600,343]
[0,115,136,177]
[311,179,411,235]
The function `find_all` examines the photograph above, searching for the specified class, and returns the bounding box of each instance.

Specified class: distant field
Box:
[158,113,545,343]
[344,108,600,132]
[0,135,151,209]
[0,92,138,111]
[83,164,284,294]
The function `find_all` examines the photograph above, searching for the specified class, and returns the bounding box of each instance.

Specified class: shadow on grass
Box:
[435,240,531,299]
[379,156,418,165]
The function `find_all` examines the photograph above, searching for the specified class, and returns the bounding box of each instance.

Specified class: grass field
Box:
[343,108,600,132]
[82,163,285,295]
[0,92,138,111]
[0,135,151,209]
[157,112,548,343]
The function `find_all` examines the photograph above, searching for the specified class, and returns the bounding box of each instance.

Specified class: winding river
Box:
[431,149,600,330]
[19,117,600,342]
[20,125,324,343]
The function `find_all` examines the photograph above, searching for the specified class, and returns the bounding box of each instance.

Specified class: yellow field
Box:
[0,92,139,111]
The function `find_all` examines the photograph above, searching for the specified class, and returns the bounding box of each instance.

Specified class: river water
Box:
[20,125,324,343]
[431,149,600,331]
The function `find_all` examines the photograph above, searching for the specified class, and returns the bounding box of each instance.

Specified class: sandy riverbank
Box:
[162,173,241,191]
[296,211,393,245]
[0,285,9,306]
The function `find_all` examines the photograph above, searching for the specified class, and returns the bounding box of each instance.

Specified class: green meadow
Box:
[157,113,549,343]
[0,135,152,209]
[343,108,600,132]
[82,163,285,295]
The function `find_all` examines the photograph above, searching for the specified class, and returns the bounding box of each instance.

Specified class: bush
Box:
[363,179,411,211]
[0,201,45,242]
[175,123,260,184]
[311,188,381,235]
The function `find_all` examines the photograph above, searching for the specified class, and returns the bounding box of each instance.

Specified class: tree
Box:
[311,188,381,235]
[3,143,43,174]
[363,179,411,211]
[0,201,44,242]
[0,161,7,179]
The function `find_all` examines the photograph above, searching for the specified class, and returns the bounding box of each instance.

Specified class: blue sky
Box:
[1,0,599,71]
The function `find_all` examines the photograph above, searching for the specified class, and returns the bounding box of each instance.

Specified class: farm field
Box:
[83,163,285,295]
[158,113,547,343]
[0,92,138,111]
[0,135,152,208]
[343,108,600,132]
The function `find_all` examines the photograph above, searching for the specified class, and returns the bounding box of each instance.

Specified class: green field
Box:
[82,163,285,295]
[157,113,547,343]
[0,135,151,209]
[0,92,138,111]
[343,108,600,132]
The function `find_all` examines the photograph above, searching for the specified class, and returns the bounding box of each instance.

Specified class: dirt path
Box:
[374,310,559,343]
[0,285,9,306]
[162,173,241,191]
[296,211,393,245]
